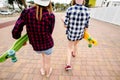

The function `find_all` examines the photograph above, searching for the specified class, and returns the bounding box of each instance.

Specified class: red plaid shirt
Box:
[12,7,55,51]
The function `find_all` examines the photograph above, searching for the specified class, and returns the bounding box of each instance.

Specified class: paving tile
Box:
[86,76,96,80]
[72,70,81,76]
[94,70,102,76]
[12,73,24,80]
[101,77,112,80]
[71,76,80,80]
[49,75,59,80]
[52,69,62,75]
[59,76,71,80]
[94,76,102,80]
[0,72,9,79]
[80,70,88,76]
[25,74,34,80]
[32,74,42,80]
[87,70,96,76]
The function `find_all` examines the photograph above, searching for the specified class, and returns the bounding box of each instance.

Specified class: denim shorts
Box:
[36,48,53,55]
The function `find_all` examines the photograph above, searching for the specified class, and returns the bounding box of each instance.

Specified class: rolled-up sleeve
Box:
[50,14,55,34]
[12,9,26,39]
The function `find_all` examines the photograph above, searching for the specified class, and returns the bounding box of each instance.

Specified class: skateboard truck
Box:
[84,31,98,48]
[88,37,92,48]
[8,50,17,62]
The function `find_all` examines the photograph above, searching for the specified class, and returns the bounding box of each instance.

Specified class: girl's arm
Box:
[12,9,27,39]
[61,17,67,28]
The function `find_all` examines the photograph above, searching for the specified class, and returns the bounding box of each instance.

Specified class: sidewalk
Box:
[0,13,120,80]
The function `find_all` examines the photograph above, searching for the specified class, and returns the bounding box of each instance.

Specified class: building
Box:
[96,0,120,7]
[0,0,8,11]
[0,0,8,8]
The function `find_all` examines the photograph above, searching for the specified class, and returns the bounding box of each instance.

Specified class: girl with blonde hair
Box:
[12,0,55,77]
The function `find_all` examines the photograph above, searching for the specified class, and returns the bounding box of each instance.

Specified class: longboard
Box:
[0,34,28,63]
[84,31,98,48]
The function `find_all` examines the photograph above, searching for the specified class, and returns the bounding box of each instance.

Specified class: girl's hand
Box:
[64,25,67,28]
[61,17,67,28]
[23,42,27,46]
[85,28,88,31]
[61,17,65,22]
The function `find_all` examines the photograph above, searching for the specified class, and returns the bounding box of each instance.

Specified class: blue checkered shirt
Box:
[64,4,90,41]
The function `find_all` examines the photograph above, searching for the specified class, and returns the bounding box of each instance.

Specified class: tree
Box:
[8,0,15,10]
[16,0,23,10]
[21,0,27,8]
[54,3,61,11]
[85,0,91,7]
[54,3,70,12]
[8,0,27,10]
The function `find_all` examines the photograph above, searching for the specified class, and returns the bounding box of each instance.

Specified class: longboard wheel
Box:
[88,44,92,48]
[88,37,92,41]
[12,59,17,63]
[11,57,17,63]
[8,50,15,57]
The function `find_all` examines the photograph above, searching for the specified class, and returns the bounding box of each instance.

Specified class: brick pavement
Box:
[0,20,16,29]
[0,13,120,80]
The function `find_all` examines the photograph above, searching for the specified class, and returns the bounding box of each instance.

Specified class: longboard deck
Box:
[0,34,28,63]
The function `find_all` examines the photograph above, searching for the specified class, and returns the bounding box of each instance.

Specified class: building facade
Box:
[96,0,120,7]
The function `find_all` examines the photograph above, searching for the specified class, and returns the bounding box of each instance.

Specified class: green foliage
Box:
[54,3,70,12]
[8,0,14,5]
[8,0,25,10]
[85,0,89,7]
[17,0,23,5]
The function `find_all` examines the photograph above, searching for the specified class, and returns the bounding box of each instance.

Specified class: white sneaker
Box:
[40,68,45,75]
[46,68,52,77]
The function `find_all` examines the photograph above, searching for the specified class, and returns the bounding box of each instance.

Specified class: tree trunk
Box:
[12,4,15,10]
[16,0,23,10]
[17,3,23,10]
[21,0,27,8]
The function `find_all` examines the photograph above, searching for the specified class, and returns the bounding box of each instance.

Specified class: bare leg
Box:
[41,53,45,69]
[73,40,79,56]
[44,54,52,77]
[40,53,45,75]
[66,41,74,65]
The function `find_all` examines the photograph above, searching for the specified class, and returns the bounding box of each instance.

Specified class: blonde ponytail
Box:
[36,5,43,21]
[35,2,53,21]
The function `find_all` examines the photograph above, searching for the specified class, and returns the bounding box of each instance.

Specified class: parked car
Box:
[0,10,14,15]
